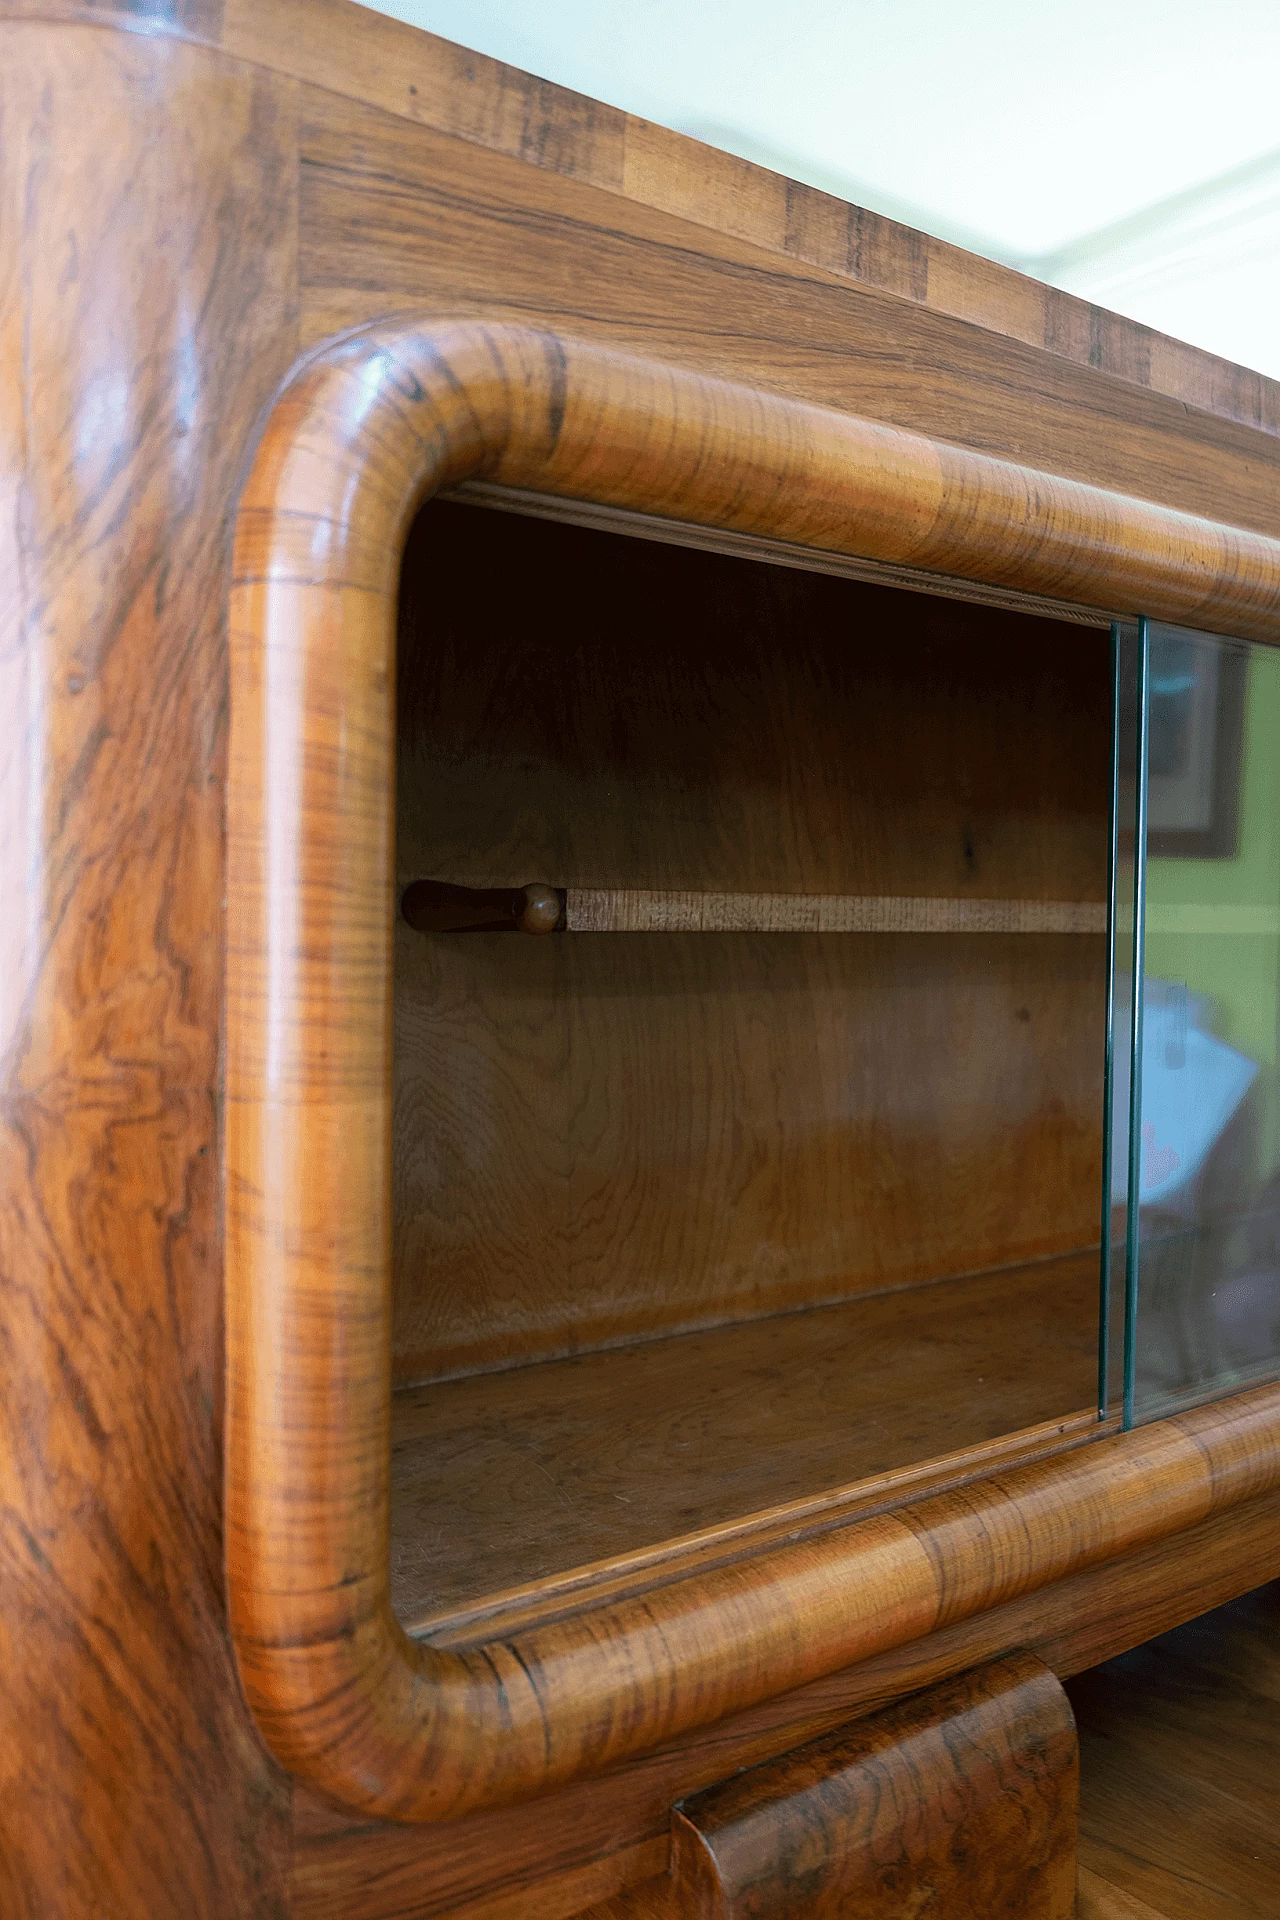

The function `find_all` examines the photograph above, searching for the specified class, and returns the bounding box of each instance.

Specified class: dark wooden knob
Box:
[517,884,562,935]
[400,878,564,933]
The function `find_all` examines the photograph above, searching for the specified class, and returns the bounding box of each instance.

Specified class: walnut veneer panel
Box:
[212,0,1280,434]
[292,89,1280,548]
[575,1882,679,1920]
[396,919,1106,1377]
[13,0,1279,439]
[294,1491,1280,1920]
[0,19,301,1919]
[397,505,1111,902]
[7,3,1280,1911]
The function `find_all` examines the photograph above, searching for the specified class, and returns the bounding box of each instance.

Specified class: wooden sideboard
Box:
[4,5,1280,1916]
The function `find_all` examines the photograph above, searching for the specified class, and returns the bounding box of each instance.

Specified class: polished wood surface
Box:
[293,91,1280,546]
[7,1,1280,1909]
[0,20,299,1917]
[246,317,1280,642]
[394,502,1109,1379]
[1070,1581,1280,1920]
[671,1653,1077,1918]
[16,0,1277,441]
[241,1326,1280,1826]
[391,1253,1101,1623]
[292,1489,1280,1920]
[227,306,1280,1820]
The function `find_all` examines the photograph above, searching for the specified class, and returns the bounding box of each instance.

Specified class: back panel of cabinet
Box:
[392,501,1111,1389]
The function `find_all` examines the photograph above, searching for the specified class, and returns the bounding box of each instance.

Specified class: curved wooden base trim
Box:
[237,1378,1280,1826]
[227,316,1280,1823]
[671,1652,1078,1919]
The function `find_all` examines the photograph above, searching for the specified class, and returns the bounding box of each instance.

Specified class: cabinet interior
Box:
[391,498,1113,1626]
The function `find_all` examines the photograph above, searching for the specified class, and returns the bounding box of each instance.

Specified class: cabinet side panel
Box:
[0,26,298,1916]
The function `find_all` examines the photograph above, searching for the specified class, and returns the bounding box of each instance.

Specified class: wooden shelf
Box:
[390,1249,1102,1628]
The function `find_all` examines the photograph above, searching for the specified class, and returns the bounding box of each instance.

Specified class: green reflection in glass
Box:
[1118,621,1280,1423]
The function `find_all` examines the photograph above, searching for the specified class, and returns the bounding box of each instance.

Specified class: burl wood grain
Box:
[393,501,1110,1379]
[671,1652,1077,1919]
[0,21,299,1920]
[580,1595,1280,1920]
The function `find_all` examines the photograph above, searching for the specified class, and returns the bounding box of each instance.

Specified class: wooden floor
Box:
[390,1249,1100,1623]
[1070,1581,1280,1920]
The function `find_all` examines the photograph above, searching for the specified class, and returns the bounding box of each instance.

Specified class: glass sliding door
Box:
[1109,619,1280,1423]
[1101,620,1142,1422]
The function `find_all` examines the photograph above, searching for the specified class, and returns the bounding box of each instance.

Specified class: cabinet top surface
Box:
[7,0,1280,448]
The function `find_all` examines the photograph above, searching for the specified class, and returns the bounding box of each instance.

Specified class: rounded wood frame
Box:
[227,315,1280,1822]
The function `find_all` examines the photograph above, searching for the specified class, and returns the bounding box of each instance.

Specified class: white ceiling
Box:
[358,0,1280,379]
